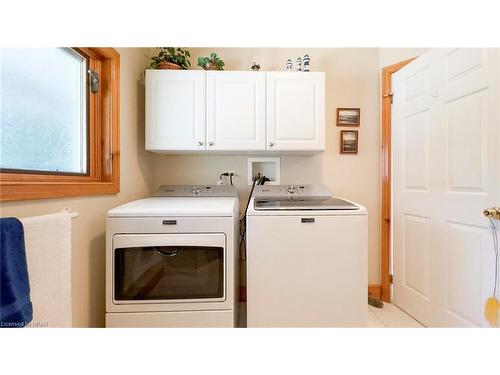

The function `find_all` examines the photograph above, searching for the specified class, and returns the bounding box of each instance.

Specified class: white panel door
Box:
[392,52,435,326]
[392,49,500,327]
[145,70,206,151]
[206,71,266,150]
[267,72,325,151]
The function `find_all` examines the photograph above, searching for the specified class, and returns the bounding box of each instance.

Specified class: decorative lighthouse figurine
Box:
[303,54,310,72]
[296,57,302,71]
[285,59,292,71]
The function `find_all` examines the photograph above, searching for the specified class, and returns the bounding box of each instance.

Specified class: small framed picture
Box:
[337,108,361,127]
[340,130,359,154]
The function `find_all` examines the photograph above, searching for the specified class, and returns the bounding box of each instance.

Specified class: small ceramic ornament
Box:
[296,57,302,71]
[251,61,261,71]
[251,55,261,71]
[285,59,292,71]
[303,54,310,72]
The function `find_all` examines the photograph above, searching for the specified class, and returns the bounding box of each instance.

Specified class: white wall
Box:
[0,48,153,327]
[150,48,382,284]
[379,48,428,68]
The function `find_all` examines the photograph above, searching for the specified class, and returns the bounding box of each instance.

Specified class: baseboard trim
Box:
[368,284,382,299]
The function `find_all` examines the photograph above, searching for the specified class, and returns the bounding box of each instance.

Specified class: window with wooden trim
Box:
[0,47,120,201]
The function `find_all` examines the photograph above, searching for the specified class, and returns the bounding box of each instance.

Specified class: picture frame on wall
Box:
[340,130,359,154]
[336,108,361,127]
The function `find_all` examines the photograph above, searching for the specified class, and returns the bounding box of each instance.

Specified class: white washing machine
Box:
[105,185,239,327]
[246,184,368,327]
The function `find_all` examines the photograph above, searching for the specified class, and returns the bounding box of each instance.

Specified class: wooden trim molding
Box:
[380,57,416,302]
[368,284,382,299]
[0,48,120,201]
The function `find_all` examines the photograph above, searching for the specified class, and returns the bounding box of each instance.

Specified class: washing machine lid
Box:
[254,197,359,211]
[108,197,238,217]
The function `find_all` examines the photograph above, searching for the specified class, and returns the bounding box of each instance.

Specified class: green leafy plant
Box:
[197,52,225,70]
[148,47,191,70]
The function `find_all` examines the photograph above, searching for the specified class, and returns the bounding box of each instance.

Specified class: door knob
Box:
[269,142,274,147]
[484,207,500,220]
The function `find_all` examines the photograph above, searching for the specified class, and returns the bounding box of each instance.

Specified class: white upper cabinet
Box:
[206,72,266,150]
[145,70,206,151]
[266,72,325,151]
[145,71,326,153]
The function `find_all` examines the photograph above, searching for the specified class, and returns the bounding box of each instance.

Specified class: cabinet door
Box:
[266,72,325,151]
[206,72,266,150]
[145,70,206,151]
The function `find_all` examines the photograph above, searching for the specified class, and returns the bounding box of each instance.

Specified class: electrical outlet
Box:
[219,170,236,177]
[217,170,237,185]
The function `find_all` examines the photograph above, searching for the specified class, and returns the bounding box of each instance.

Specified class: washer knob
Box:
[287,185,297,194]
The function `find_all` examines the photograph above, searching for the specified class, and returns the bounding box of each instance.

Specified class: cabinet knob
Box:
[269,142,274,147]
[197,141,204,146]
[209,141,214,146]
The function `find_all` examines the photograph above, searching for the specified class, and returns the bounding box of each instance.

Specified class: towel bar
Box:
[62,208,79,218]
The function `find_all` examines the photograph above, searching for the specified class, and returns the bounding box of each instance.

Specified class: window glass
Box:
[0,48,87,174]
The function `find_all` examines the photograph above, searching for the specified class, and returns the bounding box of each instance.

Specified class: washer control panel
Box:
[253,184,332,199]
[153,185,238,197]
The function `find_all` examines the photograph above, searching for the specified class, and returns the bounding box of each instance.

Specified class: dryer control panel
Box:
[153,185,238,197]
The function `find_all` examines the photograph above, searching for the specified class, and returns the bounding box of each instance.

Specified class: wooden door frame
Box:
[380,57,417,302]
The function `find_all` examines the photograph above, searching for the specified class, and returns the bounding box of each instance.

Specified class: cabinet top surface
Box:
[145,69,325,74]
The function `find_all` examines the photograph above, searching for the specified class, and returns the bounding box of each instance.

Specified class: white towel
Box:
[20,213,72,328]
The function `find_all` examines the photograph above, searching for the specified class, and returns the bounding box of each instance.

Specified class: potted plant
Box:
[148,47,191,70]
[197,52,225,71]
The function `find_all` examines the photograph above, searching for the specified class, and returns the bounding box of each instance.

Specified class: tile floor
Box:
[238,302,426,328]
[368,302,425,328]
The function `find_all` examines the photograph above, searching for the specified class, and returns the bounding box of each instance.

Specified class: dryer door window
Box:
[113,234,225,302]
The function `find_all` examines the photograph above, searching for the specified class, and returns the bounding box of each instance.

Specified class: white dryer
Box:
[105,185,239,327]
[246,184,368,327]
